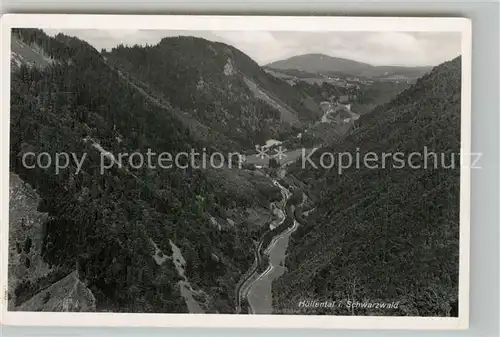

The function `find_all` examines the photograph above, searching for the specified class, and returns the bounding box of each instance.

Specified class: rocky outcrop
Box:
[8,173,96,312]
[15,271,96,312]
[8,173,51,308]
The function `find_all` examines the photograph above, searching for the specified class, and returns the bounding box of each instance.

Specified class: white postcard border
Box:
[0,14,472,330]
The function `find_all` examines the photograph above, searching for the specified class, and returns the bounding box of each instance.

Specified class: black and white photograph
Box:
[0,15,471,330]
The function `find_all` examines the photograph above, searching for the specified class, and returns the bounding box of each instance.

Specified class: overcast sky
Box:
[44,29,461,67]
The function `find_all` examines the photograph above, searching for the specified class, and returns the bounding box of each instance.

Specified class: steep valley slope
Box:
[273,57,462,317]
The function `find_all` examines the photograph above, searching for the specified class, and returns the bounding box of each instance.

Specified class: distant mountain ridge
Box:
[266,53,433,80]
[267,53,372,75]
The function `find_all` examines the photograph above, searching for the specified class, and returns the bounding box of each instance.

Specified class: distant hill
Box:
[266,53,433,80]
[266,53,372,76]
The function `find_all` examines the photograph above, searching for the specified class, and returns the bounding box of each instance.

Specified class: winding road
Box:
[235,172,301,314]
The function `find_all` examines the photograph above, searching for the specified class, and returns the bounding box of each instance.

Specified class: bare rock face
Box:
[15,271,96,312]
[11,36,55,70]
[8,173,96,312]
[8,172,51,309]
[223,57,236,76]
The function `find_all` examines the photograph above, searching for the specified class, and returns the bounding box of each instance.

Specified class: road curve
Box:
[235,176,298,314]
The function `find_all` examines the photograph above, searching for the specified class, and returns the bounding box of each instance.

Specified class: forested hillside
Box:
[9,28,282,313]
[273,57,462,316]
[103,37,322,147]
[351,81,410,115]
